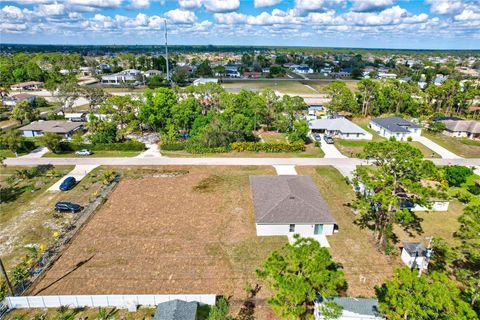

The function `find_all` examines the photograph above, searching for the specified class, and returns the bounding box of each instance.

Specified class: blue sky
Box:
[1,0,479,49]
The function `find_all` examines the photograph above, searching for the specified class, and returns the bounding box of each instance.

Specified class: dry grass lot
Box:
[297,166,400,297]
[221,80,317,94]
[422,131,480,158]
[29,166,286,305]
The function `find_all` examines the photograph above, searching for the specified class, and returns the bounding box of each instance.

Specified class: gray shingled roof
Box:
[403,242,427,257]
[443,120,480,134]
[371,116,421,133]
[19,121,84,134]
[249,175,335,224]
[153,300,198,320]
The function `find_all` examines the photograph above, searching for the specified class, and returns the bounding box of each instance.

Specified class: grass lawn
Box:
[309,79,359,92]
[297,166,399,297]
[334,139,440,158]
[221,80,317,94]
[103,87,146,93]
[5,307,158,320]
[161,143,325,158]
[0,165,112,270]
[0,149,17,158]
[395,201,464,247]
[28,166,284,318]
[259,131,287,143]
[422,131,480,158]
[43,150,141,157]
[0,119,19,129]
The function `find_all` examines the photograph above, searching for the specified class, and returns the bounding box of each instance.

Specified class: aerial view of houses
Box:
[0,1,479,319]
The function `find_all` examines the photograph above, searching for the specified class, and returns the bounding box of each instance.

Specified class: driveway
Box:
[413,136,462,159]
[47,165,98,191]
[19,146,49,159]
[316,134,347,159]
[273,165,297,175]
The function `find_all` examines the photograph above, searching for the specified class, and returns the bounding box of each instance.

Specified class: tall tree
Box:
[81,87,106,110]
[454,204,480,310]
[376,268,478,320]
[99,95,139,140]
[325,80,358,114]
[140,88,178,132]
[257,236,346,320]
[11,100,39,124]
[357,79,378,117]
[353,141,443,252]
[0,130,25,157]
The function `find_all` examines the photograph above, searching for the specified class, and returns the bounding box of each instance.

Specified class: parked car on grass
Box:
[324,135,334,144]
[59,176,76,191]
[75,149,92,156]
[55,201,82,213]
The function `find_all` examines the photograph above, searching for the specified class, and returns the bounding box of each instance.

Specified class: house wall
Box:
[369,122,421,141]
[412,201,449,212]
[401,249,426,270]
[443,130,468,138]
[256,223,334,237]
[22,130,41,138]
[338,132,373,140]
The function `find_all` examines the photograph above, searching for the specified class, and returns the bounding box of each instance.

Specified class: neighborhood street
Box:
[4,156,480,167]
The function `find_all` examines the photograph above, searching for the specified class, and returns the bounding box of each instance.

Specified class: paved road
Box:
[4,156,480,167]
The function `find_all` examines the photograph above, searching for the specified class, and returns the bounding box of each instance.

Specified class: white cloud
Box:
[178,0,202,9]
[350,0,395,12]
[0,5,25,20]
[67,0,123,8]
[127,0,150,9]
[214,12,247,24]
[254,0,282,8]
[425,0,464,15]
[165,8,196,23]
[454,5,480,21]
[203,0,239,12]
[341,6,428,26]
[295,0,344,12]
[37,3,65,16]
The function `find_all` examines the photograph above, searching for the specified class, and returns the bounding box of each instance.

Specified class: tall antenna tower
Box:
[164,19,170,82]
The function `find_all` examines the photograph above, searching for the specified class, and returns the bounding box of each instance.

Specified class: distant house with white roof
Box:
[193,78,219,86]
[101,69,143,85]
[309,117,372,140]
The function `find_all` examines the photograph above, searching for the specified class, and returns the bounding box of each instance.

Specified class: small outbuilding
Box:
[153,300,198,320]
[316,297,383,320]
[10,81,44,91]
[250,175,336,238]
[401,242,431,270]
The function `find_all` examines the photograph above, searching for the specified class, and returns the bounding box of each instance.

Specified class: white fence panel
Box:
[4,294,216,310]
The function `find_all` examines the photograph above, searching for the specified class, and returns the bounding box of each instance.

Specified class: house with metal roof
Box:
[370,116,422,140]
[309,117,373,140]
[153,300,198,320]
[316,297,383,319]
[401,242,431,270]
[19,120,85,138]
[249,176,336,241]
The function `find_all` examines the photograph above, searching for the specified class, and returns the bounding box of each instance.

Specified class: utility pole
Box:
[419,237,433,277]
[164,19,170,83]
[0,257,14,296]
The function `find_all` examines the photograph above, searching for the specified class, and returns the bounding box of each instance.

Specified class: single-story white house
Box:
[10,81,44,91]
[370,116,422,140]
[101,69,143,85]
[316,297,383,320]
[193,78,219,86]
[19,120,84,139]
[309,117,373,140]
[442,120,480,140]
[250,175,336,238]
[2,93,36,108]
[294,66,314,74]
[143,70,163,78]
[401,242,431,270]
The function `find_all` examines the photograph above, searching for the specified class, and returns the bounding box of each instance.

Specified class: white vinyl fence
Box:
[4,294,216,310]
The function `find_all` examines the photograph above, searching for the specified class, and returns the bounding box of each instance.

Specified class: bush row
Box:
[60,140,145,152]
[161,142,187,151]
[230,141,305,153]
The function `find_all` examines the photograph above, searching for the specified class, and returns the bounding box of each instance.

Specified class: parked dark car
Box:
[324,135,334,144]
[59,176,76,191]
[55,201,82,213]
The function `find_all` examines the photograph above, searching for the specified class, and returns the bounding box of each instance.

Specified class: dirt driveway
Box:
[29,166,285,301]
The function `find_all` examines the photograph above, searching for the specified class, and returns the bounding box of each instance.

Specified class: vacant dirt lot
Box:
[29,166,285,303]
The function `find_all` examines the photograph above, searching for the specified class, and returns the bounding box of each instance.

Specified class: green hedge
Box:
[185,143,229,154]
[60,141,145,152]
[161,142,187,151]
[230,141,305,153]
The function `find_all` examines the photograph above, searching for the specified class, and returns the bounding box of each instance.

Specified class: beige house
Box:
[442,120,480,140]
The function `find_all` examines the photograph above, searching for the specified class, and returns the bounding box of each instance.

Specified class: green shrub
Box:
[407,136,413,142]
[161,142,187,151]
[60,141,145,152]
[185,142,229,154]
[467,184,480,195]
[230,141,305,153]
[448,187,473,204]
[314,141,320,147]
[444,165,474,187]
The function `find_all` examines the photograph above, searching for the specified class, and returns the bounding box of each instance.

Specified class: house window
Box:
[289,224,295,232]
